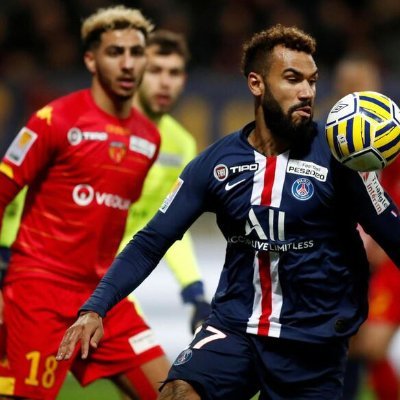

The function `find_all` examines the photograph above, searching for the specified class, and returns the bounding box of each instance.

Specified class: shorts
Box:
[165,324,348,400]
[368,260,400,324]
[0,278,164,400]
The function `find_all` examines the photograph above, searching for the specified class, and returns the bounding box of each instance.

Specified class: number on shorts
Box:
[192,325,227,349]
[25,351,57,388]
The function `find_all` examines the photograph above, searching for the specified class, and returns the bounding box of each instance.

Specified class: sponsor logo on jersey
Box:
[156,152,183,167]
[286,159,328,182]
[291,178,314,201]
[128,330,159,355]
[72,184,130,210]
[109,141,127,163]
[214,163,259,182]
[360,172,389,215]
[159,178,183,213]
[213,164,228,181]
[106,124,130,136]
[36,105,53,126]
[228,235,314,252]
[229,163,259,174]
[129,135,156,159]
[173,348,193,366]
[67,128,108,146]
[225,178,246,191]
[5,127,38,166]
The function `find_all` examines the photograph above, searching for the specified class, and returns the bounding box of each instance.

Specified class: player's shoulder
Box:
[159,114,196,147]
[44,89,89,113]
[204,121,253,155]
[188,122,253,171]
[24,89,90,132]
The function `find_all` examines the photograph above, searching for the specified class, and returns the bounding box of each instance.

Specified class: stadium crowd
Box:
[1,0,400,151]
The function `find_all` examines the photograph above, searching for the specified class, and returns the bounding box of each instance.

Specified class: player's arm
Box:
[162,130,211,332]
[0,172,23,323]
[57,155,212,360]
[345,170,400,265]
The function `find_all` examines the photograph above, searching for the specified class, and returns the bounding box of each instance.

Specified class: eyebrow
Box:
[283,67,319,76]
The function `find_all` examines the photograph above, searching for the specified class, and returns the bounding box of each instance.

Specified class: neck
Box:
[133,95,162,125]
[91,80,132,119]
[249,106,289,156]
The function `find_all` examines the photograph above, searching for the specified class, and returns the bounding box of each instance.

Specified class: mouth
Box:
[155,94,172,106]
[117,78,135,90]
[293,106,312,118]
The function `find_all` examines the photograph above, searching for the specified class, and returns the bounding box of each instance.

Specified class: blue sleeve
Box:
[80,154,212,317]
[341,169,400,266]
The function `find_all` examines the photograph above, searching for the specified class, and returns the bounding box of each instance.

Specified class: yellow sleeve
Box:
[118,115,201,290]
[0,187,27,247]
[163,231,202,288]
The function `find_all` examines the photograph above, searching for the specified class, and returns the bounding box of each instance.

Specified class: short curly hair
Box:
[241,24,316,78]
[81,5,154,51]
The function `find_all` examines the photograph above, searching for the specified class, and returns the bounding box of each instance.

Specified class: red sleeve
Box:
[2,105,60,187]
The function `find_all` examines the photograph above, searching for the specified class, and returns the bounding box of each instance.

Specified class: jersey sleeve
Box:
[154,131,200,289]
[0,187,27,247]
[80,153,212,316]
[163,232,202,288]
[1,105,62,188]
[341,168,400,266]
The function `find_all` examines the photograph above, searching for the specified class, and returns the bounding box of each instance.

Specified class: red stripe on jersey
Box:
[257,252,272,335]
[257,156,278,335]
[261,156,277,205]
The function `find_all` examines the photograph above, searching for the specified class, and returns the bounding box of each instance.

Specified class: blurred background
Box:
[1,0,400,153]
[1,1,400,399]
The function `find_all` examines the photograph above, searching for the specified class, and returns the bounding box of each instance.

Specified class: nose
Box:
[121,53,135,70]
[298,81,315,101]
[159,71,171,88]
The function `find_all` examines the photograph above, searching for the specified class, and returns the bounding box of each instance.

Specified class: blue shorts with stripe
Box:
[164,324,349,400]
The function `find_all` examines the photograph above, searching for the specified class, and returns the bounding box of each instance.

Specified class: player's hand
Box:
[191,300,212,334]
[56,311,103,361]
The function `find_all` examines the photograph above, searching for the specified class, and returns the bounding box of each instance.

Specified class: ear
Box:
[247,72,264,97]
[84,51,96,74]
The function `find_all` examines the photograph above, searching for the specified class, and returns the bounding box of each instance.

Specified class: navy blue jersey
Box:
[84,121,400,343]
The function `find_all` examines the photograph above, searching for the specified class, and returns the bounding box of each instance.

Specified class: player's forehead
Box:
[99,28,146,48]
[268,45,317,77]
[145,46,185,69]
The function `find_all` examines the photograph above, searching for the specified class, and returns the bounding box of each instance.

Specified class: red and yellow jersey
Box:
[0,89,160,287]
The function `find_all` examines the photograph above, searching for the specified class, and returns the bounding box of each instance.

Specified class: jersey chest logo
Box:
[291,178,314,201]
[109,141,127,163]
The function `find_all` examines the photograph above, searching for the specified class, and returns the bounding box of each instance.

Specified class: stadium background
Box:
[0,0,399,398]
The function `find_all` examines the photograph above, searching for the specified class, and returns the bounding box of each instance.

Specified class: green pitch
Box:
[57,373,376,399]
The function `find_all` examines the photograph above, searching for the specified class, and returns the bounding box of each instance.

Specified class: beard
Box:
[262,84,316,149]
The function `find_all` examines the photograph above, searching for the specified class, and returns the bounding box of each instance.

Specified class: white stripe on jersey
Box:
[268,251,283,337]
[250,151,266,205]
[247,255,263,335]
[246,152,287,336]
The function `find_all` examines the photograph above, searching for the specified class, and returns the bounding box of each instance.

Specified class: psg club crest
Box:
[173,348,193,366]
[109,141,127,163]
[291,178,314,201]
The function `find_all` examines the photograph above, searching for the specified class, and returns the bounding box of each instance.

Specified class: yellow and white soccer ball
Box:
[325,91,400,171]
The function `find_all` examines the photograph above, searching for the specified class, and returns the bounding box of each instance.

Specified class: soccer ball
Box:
[325,91,400,171]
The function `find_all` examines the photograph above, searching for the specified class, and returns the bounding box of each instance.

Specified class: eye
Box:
[131,47,145,56]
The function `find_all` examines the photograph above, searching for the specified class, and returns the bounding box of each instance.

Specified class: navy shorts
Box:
[165,324,348,400]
